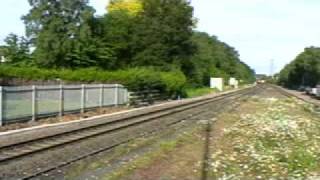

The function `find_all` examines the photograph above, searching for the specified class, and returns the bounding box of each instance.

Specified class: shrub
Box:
[185,87,215,98]
[0,65,186,96]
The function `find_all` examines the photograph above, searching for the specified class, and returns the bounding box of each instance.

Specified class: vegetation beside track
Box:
[185,87,217,98]
[209,97,320,179]
[57,118,205,180]
[0,66,186,96]
[105,127,202,180]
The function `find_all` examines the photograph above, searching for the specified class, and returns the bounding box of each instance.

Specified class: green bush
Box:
[185,87,215,98]
[0,65,186,96]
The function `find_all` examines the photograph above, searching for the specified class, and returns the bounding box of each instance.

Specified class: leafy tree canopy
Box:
[0,0,255,90]
[107,0,143,16]
[189,32,255,86]
[23,0,98,68]
[2,34,31,66]
[278,47,320,88]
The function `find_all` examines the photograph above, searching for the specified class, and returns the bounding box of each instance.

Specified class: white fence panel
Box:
[3,87,33,122]
[64,86,82,112]
[37,86,60,115]
[0,84,128,125]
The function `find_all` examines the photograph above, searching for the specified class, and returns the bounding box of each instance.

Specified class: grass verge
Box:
[103,126,202,180]
[185,87,216,98]
[209,97,320,179]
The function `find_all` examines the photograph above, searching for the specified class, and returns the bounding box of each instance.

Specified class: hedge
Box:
[0,66,187,96]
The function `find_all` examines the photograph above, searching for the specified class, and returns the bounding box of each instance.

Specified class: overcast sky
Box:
[1,0,320,74]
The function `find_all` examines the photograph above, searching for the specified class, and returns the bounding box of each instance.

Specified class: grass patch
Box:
[63,119,203,180]
[209,97,320,179]
[103,126,201,180]
[185,87,216,98]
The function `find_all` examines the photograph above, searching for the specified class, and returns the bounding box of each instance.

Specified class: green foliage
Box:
[0,0,255,94]
[102,0,195,70]
[2,34,32,65]
[185,87,215,98]
[189,32,255,86]
[23,0,104,68]
[108,0,143,16]
[101,10,136,68]
[130,0,195,69]
[278,47,320,88]
[0,65,186,96]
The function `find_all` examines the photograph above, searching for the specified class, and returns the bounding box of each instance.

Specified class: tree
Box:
[2,33,31,65]
[23,0,99,68]
[17,0,255,89]
[102,1,140,68]
[130,0,195,70]
[278,47,320,88]
[104,0,195,69]
[188,32,255,86]
[108,0,143,16]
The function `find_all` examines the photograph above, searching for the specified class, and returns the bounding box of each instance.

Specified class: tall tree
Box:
[279,47,320,88]
[108,0,143,16]
[131,0,195,70]
[2,33,31,65]
[104,0,195,69]
[23,0,97,68]
[103,0,142,68]
[189,32,255,86]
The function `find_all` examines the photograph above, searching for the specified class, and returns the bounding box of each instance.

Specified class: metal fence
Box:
[0,84,129,125]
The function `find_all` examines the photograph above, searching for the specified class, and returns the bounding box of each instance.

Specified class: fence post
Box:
[123,88,128,104]
[114,84,119,107]
[59,84,64,117]
[0,87,3,126]
[32,85,37,122]
[100,84,104,108]
[127,91,131,107]
[81,84,86,115]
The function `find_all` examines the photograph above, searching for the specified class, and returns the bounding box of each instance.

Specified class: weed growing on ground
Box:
[103,126,202,180]
[209,97,320,179]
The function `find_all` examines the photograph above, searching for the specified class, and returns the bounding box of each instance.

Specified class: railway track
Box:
[251,84,319,118]
[0,86,259,179]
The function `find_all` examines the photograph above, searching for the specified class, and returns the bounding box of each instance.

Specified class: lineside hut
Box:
[210,78,224,91]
